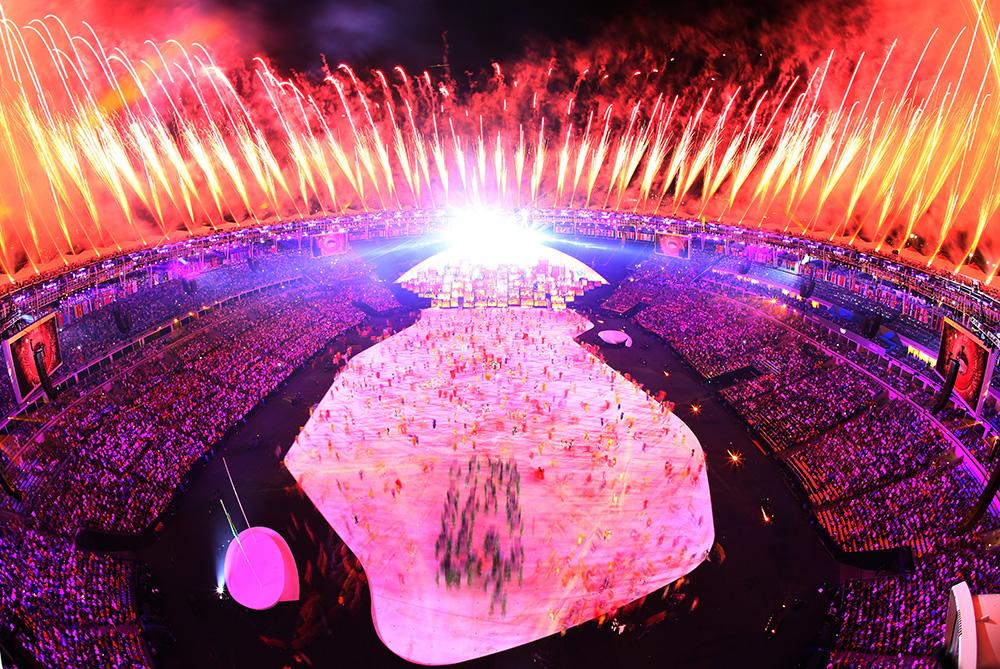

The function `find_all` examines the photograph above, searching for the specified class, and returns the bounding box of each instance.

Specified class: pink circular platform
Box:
[223,527,299,610]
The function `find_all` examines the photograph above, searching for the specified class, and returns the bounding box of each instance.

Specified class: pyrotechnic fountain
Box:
[1,2,1000,287]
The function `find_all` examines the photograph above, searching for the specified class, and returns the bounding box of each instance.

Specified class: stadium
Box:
[0,1,999,668]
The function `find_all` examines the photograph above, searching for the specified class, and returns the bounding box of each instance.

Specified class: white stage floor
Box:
[284,308,714,664]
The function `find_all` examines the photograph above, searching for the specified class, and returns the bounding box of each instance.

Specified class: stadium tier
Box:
[8,0,1000,663]
[0,209,996,669]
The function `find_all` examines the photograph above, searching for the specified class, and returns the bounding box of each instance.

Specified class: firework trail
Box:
[0,1,999,286]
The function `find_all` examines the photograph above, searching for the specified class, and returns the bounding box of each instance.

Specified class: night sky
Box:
[208,0,868,74]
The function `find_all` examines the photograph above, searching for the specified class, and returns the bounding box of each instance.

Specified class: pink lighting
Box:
[223,527,299,611]
[284,308,714,664]
[396,241,607,309]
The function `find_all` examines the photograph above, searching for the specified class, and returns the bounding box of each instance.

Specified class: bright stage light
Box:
[398,206,607,308]
[442,207,543,266]
[398,212,607,308]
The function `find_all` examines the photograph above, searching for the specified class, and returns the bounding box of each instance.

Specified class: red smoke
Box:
[0,0,998,286]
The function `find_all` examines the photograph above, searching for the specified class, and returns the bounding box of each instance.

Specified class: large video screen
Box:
[3,313,63,404]
[653,232,691,259]
[311,230,348,257]
[935,318,996,413]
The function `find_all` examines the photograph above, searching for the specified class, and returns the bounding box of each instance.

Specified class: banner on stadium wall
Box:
[653,232,691,259]
[935,317,997,413]
[311,230,349,257]
[3,313,63,404]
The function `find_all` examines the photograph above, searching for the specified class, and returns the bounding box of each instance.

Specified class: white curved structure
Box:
[598,329,633,347]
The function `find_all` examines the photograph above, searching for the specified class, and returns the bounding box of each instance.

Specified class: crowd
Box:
[57,253,307,371]
[0,252,395,421]
[436,455,525,616]
[716,270,1000,465]
[0,525,149,668]
[938,408,995,465]
[622,265,882,451]
[307,258,401,313]
[31,284,365,536]
[787,400,951,506]
[827,539,1000,665]
[791,314,998,465]
[815,465,999,556]
[0,252,390,668]
[824,652,939,668]
[600,259,697,314]
[604,257,1000,666]
[643,296,796,380]
[728,364,881,450]
[634,273,827,386]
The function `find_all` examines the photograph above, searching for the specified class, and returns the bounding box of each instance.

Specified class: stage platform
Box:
[284,308,713,664]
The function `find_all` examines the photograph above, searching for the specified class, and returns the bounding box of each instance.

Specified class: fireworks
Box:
[1,3,1000,285]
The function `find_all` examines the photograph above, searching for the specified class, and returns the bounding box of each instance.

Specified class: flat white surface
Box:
[598,330,633,347]
[285,308,714,664]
